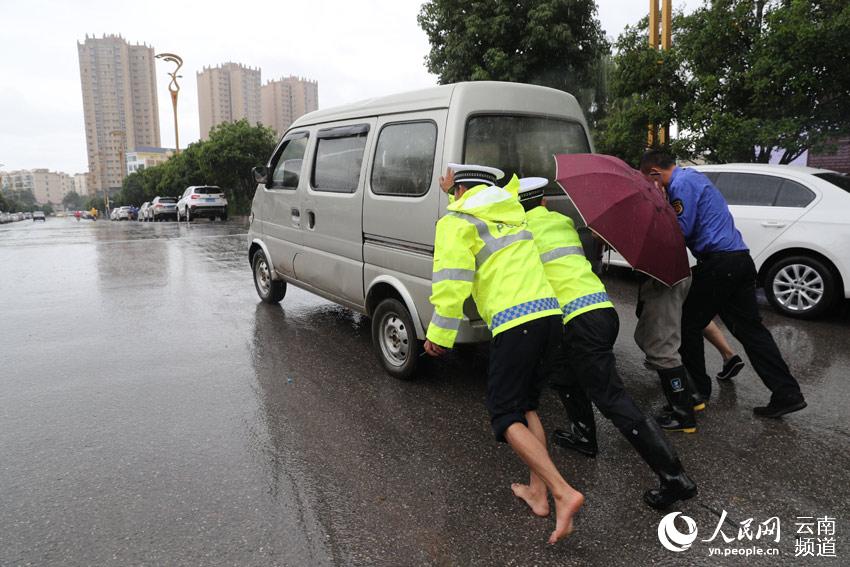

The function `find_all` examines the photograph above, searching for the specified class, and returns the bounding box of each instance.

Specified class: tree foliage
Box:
[115,120,277,213]
[418,0,610,121]
[62,191,84,210]
[597,0,850,164]
[0,189,37,213]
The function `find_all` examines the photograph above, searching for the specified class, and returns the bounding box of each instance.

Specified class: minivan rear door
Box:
[363,111,446,258]
[295,119,376,306]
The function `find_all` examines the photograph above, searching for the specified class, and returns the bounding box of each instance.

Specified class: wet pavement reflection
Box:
[1,218,848,565]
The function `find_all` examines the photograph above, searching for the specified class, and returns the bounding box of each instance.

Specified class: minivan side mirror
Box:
[252,166,268,185]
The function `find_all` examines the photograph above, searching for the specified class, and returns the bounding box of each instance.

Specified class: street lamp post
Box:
[155,53,183,154]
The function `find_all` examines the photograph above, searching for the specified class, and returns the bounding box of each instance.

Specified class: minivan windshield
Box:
[814,173,850,194]
[464,115,591,195]
[196,187,222,194]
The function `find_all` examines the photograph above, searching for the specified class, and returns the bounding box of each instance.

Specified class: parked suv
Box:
[150,196,178,221]
[32,211,46,222]
[176,186,228,222]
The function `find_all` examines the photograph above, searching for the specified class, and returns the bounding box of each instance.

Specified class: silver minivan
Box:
[248,81,594,379]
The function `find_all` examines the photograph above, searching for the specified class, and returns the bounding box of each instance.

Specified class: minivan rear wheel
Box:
[372,298,420,380]
[252,249,286,304]
[764,255,837,319]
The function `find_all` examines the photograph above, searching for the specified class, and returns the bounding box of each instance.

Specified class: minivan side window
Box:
[269,133,309,190]
[312,124,370,193]
[713,173,782,206]
[371,121,437,197]
[464,115,590,195]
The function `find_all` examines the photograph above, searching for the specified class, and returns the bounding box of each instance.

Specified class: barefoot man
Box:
[424,164,583,544]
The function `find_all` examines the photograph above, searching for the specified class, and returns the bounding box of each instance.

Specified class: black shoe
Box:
[717,355,745,381]
[753,395,807,418]
[655,410,697,433]
[662,394,706,414]
[552,422,598,457]
[623,417,698,510]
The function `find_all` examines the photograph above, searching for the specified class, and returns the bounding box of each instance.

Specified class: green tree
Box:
[41,203,54,215]
[62,191,84,210]
[599,0,850,164]
[198,120,277,212]
[418,0,610,121]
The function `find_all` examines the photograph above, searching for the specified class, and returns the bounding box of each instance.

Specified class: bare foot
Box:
[548,489,584,544]
[511,483,550,517]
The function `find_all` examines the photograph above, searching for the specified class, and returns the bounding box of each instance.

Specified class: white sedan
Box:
[605,164,850,319]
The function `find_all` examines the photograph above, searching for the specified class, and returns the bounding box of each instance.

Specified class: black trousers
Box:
[680,251,802,401]
[550,308,645,433]
[487,315,562,442]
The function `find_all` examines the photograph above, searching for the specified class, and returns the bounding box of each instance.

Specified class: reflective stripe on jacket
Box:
[525,206,613,324]
[426,184,561,348]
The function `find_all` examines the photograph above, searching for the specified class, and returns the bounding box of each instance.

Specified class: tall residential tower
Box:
[261,76,319,135]
[77,34,161,195]
[196,62,262,139]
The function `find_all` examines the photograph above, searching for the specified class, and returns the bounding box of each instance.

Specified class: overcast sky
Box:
[0,0,702,174]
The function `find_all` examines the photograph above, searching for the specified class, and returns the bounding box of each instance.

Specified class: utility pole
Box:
[648,0,673,147]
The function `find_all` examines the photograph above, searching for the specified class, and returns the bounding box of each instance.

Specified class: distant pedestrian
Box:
[640,150,806,418]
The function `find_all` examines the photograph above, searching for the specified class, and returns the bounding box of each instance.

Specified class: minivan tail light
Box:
[191,194,200,199]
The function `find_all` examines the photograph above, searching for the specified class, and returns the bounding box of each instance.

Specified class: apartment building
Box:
[197,62,262,139]
[77,34,161,195]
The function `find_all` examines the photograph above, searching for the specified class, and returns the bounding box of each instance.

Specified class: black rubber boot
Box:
[656,367,697,433]
[662,368,706,413]
[552,388,598,457]
[624,417,698,509]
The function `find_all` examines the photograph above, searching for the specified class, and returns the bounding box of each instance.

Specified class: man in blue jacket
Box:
[639,150,806,418]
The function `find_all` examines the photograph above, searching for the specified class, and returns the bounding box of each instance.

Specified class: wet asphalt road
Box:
[1,218,848,566]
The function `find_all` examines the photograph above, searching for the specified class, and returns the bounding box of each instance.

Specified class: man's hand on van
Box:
[424,340,447,357]
[439,168,455,194]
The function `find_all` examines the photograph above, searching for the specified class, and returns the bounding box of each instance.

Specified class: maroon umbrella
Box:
[554,153,690,286]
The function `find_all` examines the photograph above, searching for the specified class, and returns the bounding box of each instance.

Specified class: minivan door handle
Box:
[760,221,787,228]
[291,207,301,226]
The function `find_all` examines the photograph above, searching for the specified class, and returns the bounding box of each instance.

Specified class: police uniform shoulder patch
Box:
[671,199,684,216]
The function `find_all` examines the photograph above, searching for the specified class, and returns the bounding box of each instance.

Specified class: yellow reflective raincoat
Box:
[524,205,613,324]
[426,183,561,348]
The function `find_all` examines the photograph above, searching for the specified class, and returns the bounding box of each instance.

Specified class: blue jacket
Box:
[667,167,747,258]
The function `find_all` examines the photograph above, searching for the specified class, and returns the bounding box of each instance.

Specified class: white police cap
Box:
[448,163,505,187]
[518,177,548,201]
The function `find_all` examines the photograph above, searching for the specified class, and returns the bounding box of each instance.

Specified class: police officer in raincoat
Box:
[424,164,583,544]
[513,176,697,510]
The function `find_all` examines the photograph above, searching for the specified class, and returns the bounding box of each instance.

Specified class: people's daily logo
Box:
[658,512,698,552]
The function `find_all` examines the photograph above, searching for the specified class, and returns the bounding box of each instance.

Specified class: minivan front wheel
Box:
[252,249,286,303]
[764,255,837,319]
[372,298,421,380]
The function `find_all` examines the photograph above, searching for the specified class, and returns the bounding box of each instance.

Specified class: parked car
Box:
[23,212,33,220]
[247,81,594,378]
[114,206,133,221]
[32,211,46,222]
[110,208,120,221]
[150,196,178,221]
[176,186,228,222]
[138,202,151,221]
[606,164,850,319]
